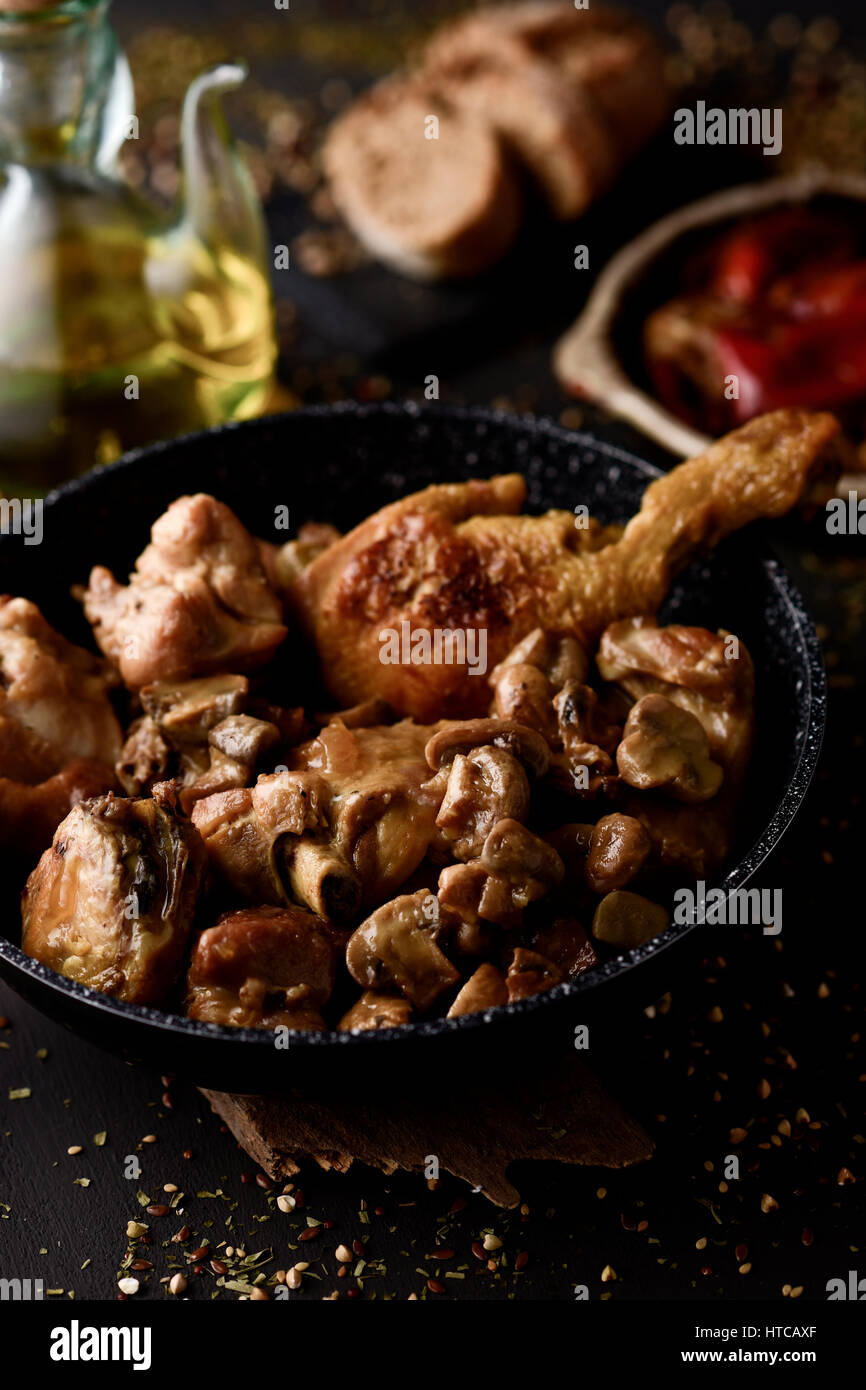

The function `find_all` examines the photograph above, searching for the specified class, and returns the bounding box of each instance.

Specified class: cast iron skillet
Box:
[0,403,824,1093]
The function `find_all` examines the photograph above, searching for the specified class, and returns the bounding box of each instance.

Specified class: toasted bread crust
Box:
[323,77,523,279]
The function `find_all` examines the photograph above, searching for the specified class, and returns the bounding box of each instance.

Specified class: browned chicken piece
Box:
[529,916,598,981]
[289,718,446,906]
[346,889,460,1011]
[447,962,508,1017]
[505,947,563,1001]
[83,494,287,688]
[585,812,652,895]
[338,990,413,1031]
[22,788,207,1005]
[263,521,343,592]
[191,718,446,920]
[287,411,837,720]
[0,596,122,857]
[0,596,122,770]
[615,694,724,804]
[0,760,121,862]
[186,905,337,1031]
[597,618,755,783]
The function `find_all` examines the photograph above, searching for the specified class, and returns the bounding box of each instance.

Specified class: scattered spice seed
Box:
[427,1278,445,1294]
[297,1227,319,1243]
[169,1273,187,1295]
[250,1287,269,1300]
[335,1244,352,1263]
[482,1234,502,1252]
[117,1277,139,1296]
[601,1265,616,1282]
[146,1205,169,1217]
[276,1195,296,1214]
[757,1079,771,1100]
[739,1262,752,1275]
[255,1173,273,1190]
[67,1146,83,1156]
[837,1167,855,1184]
[802,1228,815,1246]
[515,1251,529,1271]
[211,1260,228,1276]
[471,1242,486,1262]
[142,1135,157,1144]
[761,1194,779,1213]
[126,1221,148,1239]
[696,1237,707,1250]
[172,1226,191,1243]
[286,1268,302,1289]
[188,1246,210,1262]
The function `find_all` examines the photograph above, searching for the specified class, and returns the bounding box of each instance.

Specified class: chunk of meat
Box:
[447,962,508,1017]
[0,596,122,772]
[529,916,598,981]
[0,759,118,862]
[286,411,837,719]
[438,818,564,931]
[505,947,563,1001]
[83,494,287,687]
[186,905,336,1031]
[346,889,460,1010]
[21,790,207,1004]
[338,990,413,1031]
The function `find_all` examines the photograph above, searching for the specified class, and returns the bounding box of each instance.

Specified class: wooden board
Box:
[202,1056,654,1208]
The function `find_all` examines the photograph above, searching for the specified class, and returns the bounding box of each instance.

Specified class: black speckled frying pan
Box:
[0,403,825,1093]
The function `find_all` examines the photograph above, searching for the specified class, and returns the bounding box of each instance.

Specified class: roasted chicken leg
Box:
[287,410,838,720]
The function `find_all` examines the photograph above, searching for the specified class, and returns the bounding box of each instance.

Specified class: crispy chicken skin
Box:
[0,597,122,857]
[83,494,287,688]
[186,905,337,1031]
[21,789,207,1004]
[287,410,837,720]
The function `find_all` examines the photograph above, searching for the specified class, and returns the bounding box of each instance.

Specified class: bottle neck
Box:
[0,0,123,166]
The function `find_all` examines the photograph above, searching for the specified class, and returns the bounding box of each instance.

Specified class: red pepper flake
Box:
[837,1167,855,1185]
[240,1172,252,1184]
[515,1251,529,1271]
[0,1017,8,1028]
[346,1288,359,1299]
[374,1207,385,1216]
[801,1227,815,1246]
[701,1265,713,1276]
[735,1243,749,1262]
[161,1092,173,1110]
[183,1150,193,1160]
[427,1278,445,1294]
[323,1220,335,1230]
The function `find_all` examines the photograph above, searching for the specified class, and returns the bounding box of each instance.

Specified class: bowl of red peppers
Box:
[554,168,866,466]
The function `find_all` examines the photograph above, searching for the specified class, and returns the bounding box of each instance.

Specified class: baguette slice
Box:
[323,77,523,280]
[425,2,670,166]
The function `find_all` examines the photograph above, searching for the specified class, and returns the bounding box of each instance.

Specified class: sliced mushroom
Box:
[345,889,460,1010]
[447,963,508,1017]
[591,890,669,949]
[505,948,563,1001]
[435,745,530,861]
[529,917,598,981]
[551,681,622,797]
[141,674,249,746]
[479,818,565,904]
[425,719,550,778]
[489,662,557,742]
[338,990,413,1031]
[616,694,723,803]
[22,789,207,1005]
[208,714,280,765]
[493,628,589,688]
[186,905,336,1030]
[586,813,652,894]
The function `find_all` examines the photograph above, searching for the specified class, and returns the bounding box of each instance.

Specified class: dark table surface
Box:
[1,0,864,1306]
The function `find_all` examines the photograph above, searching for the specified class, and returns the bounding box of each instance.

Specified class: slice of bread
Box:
[424,3,670,165]
[423,54,618,220]
[323,77,523,280]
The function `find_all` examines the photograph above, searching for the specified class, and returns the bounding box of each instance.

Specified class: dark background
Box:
[0,0,864,1305]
